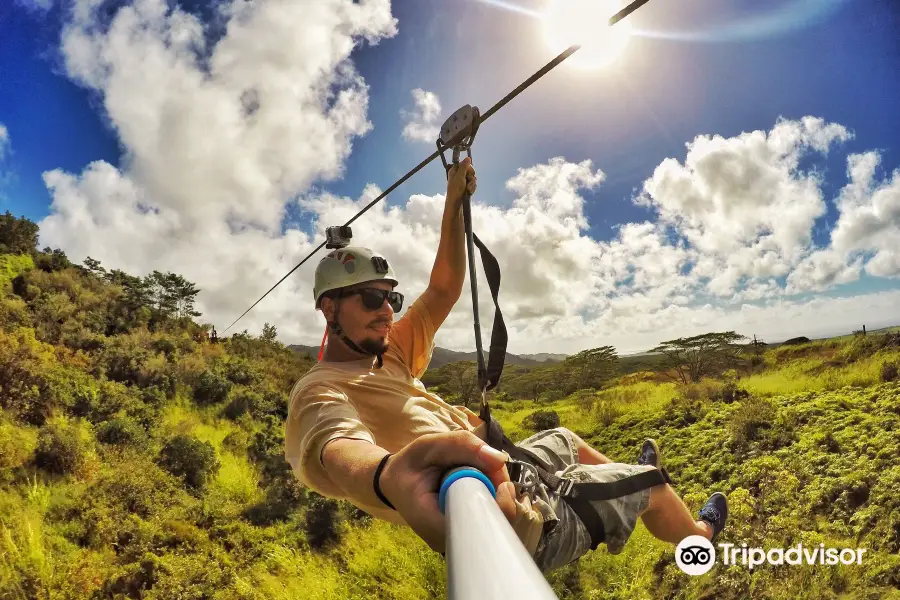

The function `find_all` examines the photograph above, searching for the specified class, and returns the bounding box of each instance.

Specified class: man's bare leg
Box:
[639,484,714,542]
[571,434,612,465]
[569,433,725,544]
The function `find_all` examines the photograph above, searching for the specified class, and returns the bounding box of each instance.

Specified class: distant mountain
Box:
[287,344,566,369]
[288,344,322,359]
[519,353,568,362]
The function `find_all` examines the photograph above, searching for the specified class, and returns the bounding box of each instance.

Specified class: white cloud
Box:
[637,116,853,296]
[14,0,53,12]
[0,124,9,161]
[0,123,12,194]
[32,0,900,358]
[401,88,442,143]
[39,0,397,340]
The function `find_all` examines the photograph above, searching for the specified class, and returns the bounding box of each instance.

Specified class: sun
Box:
[542,0,633,70]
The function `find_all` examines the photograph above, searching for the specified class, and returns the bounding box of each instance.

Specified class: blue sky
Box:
[1,0,899,354]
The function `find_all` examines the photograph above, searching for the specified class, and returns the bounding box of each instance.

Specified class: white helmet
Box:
[313,246,398,309]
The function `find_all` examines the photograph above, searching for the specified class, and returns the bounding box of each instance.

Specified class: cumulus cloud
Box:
[0,123,12,194]
[39,0,397,340]
[14,0,53,12]
[400,88,442,143]
[636,116,853,296]
[0,124,9,160]
[32,0,900,355]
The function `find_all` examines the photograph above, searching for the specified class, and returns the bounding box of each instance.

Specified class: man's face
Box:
[324,280,395,354]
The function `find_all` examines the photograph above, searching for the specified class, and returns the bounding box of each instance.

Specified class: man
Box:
[284,157,728,572]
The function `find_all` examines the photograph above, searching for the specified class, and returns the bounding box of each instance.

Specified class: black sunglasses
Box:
[340,287,404,312]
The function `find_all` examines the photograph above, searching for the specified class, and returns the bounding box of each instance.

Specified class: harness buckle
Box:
[507,459,540,497]
[556,479,575,498]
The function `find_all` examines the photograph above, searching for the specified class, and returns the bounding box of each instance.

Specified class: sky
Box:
[1,0,899,356]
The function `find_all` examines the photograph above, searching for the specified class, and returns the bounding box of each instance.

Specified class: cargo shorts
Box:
[514,427,657,573]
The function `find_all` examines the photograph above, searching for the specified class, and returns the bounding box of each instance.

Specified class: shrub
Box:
[665,394,708,427]
[679,379,724,402]
[193,371,232,406]
[305,493,344,550]
[157,434,220,492]
[718,380,750,403]
[224,388,262,420]
[523,409,560,431]
[728,397,776,452]
[881,361,898,383]
[0,418,38,476]
[34,419,93,475]
[96,417,147,449]
[594,400,622,427]
[224,358,259,385]
[244,478,308,525]
[222,429,249,454]
[248,416,291,483]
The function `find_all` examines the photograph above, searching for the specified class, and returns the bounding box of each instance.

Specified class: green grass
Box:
[741,351,898,397]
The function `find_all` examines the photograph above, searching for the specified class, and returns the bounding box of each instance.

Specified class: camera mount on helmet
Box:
[325,226,353,249]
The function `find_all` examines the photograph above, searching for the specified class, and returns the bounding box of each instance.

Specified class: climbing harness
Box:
[222,0,664,550]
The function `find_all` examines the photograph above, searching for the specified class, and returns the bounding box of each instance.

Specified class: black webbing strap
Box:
[472,232,507,395]
[471,231,508,451]
[562,468,672,501]
[497,429,673,550]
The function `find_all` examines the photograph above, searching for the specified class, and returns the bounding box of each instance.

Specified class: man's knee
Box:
[646,481,676,513]
[554,427,584,448]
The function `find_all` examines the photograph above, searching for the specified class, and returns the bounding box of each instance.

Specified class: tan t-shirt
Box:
[284,294,485,522]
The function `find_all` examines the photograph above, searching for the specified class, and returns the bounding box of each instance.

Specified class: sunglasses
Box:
[340,287,404,312]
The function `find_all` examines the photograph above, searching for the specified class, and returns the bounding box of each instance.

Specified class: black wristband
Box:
[373,453,395,510]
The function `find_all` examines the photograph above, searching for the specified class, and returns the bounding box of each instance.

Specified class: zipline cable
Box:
[223,0,651,333]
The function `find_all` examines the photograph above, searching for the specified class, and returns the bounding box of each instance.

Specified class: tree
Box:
[651,331,747,384]
[445,361,479,408]
[34,247,72,272]
[261,322,278,344]
[0,211,38,255]
[83,256,107,279]
[144,270,201,323]
[561,346,618,391]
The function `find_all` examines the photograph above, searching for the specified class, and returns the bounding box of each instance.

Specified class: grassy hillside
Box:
[1,211,899,599]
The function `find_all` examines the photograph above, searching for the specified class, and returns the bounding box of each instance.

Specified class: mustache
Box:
[370,320,391,327]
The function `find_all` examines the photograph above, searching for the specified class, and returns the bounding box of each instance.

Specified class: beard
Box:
[360,337,389,355]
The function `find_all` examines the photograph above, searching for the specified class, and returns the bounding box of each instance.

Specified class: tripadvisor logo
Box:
[675,536,867,575]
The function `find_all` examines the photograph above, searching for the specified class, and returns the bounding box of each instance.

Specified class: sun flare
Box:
[542,0,633,70]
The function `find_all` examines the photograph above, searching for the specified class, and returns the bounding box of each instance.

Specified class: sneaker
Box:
[698,492,728,541]
[637,438,660,468]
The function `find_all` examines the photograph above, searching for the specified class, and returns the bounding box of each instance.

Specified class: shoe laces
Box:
[701,506,721,522]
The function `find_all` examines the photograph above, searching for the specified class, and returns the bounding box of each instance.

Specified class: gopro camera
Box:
[325,226,352,249]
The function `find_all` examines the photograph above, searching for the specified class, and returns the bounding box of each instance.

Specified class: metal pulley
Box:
[437,104,481,170]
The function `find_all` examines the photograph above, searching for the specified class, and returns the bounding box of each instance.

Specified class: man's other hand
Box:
[378,430,517,553]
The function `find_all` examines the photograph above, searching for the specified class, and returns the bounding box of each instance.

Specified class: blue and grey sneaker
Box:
[698,492,729,541]
[637,439,660,468]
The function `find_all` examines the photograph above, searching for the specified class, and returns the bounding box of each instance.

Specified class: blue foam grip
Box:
[439,467,496,514]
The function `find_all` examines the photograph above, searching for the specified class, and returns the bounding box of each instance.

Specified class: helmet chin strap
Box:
[327,302,384,368]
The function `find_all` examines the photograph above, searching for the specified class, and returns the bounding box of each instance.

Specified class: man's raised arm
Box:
[420,157,476,330]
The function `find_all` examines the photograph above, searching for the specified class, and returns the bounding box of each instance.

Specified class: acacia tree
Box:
[561,345,618,392]
[445,361,479,408]
[651,331,747,384]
